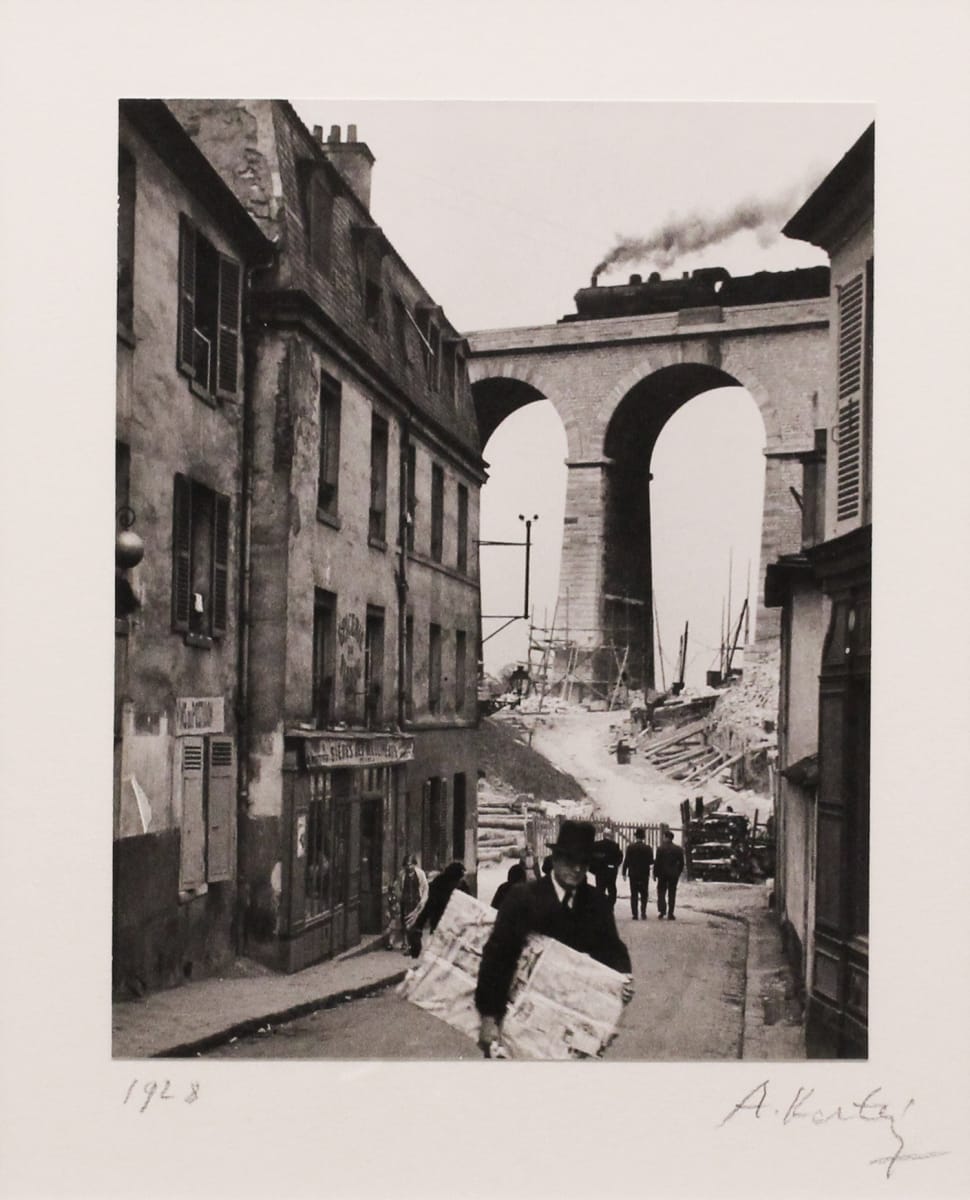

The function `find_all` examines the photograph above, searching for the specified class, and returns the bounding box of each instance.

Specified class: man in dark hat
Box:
[591,822,623,908]
[475,820,633,1054]
[654,829,685,919]
[622,827,654,920]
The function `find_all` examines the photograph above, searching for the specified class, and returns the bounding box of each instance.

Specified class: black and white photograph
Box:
[2,2,969,1197]
[110,97,872,1065]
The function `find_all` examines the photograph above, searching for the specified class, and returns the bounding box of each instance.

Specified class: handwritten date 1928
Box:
[123,1079,200,1112]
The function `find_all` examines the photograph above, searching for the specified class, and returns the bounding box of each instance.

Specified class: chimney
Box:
[320,123,375,211]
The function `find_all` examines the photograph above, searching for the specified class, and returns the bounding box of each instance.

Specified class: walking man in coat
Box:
[591,823,623,909]
[654,829,685,920]
[622,827,654,920]
[475,820,634,1056]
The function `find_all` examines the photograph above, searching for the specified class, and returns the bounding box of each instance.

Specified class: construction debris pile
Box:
[680,798,775,883]
[617,719,745,788]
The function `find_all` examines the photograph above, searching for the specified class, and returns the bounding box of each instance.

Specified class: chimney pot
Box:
[328,125,341,144]
[629,273,642,285]
[313,124,323,143]
[347,124,357,143]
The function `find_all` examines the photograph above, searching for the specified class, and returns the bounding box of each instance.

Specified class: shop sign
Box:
[175,696,225,736]
[304,734,414,769]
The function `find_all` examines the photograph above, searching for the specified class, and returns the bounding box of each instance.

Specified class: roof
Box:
[782,123,874,251]
[120,100,275,261]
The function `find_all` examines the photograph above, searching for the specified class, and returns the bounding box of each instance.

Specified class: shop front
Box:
[280,730,414,972]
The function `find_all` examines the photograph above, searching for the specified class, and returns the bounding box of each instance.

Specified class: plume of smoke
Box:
[592,178,818,280]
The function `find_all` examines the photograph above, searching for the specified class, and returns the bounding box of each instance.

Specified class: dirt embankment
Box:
[474,717,587,803]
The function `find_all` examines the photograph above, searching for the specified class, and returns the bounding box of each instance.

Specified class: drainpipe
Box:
[396,420,411,730]
[235,265,269,956]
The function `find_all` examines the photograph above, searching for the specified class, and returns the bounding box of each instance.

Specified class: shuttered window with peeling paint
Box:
[179,737,206,890]
[179,735,236,890]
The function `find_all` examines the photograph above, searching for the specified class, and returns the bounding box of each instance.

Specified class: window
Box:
[312,590,336,728]
[455,630,467,715]
[178,216,242,403]
[404,441,417,551]
[452,773,467,861]
[427,323,441,390]
[115,442,137,625]
[305,772,334,920]
[416,306,439,389]
[308,173,334,275]
[354,225,384,328]
[369,414,389,544]
[430,463,444,562]
[441,342,455,401]
[179,736,235,891]
[318,373,341,517]
[365,606,385,728]
[428,623,442,715]
[172,474,229,641]
[404,614,414,720]
[422,777,448,872]
[117,147,135,330]
[456,484,469,574]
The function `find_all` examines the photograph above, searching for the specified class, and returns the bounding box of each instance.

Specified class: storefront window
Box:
[305,772,333,920]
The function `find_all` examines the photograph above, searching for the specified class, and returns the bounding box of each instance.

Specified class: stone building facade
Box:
[114,101,274,994]
[167,101,484,973]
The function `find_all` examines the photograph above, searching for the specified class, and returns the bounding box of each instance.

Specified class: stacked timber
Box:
[638,720,743,786]
[477,789,529,864]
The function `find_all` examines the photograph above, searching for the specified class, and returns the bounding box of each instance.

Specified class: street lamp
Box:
[518,513,538,620]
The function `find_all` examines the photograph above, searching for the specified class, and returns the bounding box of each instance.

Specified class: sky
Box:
[293,100,872,685]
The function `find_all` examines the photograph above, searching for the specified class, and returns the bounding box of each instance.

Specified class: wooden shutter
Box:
[178,216,197,376]
[179,736,206,889]
[172,474,192,631]
[836,273,865,524]
[206,737,235,882]
[211,493,230,637]
[216,253,242,400]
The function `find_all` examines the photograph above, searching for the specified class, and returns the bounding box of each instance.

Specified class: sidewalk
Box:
[112,938,409,1058]
[112,884,805,1060]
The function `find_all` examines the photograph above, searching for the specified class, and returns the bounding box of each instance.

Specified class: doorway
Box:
[359,797,384,934]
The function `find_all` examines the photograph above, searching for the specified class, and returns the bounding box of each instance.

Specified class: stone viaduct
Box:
[467,268,831,692]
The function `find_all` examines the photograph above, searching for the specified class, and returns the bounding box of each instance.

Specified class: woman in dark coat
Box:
[417,861,470,935]
[491,863,527,910]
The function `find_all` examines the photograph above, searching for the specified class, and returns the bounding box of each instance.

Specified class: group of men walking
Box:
[591,824,684,920]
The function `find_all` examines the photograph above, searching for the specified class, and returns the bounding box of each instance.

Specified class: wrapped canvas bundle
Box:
[398,890,626,1059]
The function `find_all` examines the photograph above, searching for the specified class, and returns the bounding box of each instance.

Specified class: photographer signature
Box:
[719,1080,949,1179]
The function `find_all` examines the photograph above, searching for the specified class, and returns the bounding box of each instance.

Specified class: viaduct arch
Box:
[468,270,831,691]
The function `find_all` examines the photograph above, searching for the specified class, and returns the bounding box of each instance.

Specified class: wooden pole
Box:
[653,592,667,692]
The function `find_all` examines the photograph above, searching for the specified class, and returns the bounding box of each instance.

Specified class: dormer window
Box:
[416,302,442,390]
[308,172,334,275]
[442,335,468,405]
[353,223,386,328]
